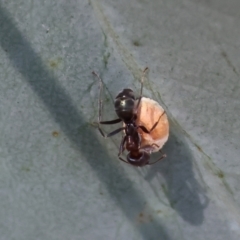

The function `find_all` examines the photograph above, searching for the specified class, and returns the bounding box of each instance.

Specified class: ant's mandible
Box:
[92,68,166,167]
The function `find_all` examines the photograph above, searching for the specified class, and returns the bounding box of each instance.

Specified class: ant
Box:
[92,68,166,167]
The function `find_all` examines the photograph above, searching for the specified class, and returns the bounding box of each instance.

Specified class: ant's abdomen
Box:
[127,151,150,167]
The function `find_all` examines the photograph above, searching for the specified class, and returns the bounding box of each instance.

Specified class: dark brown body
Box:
[92,69,166,167]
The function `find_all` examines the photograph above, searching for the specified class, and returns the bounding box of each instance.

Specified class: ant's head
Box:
[114,89,136,122]
[127,151,150,167]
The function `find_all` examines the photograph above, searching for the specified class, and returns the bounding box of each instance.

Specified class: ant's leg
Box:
[159,149,166,158]
[119,157,130,165]
[97,120,123,138]
[92,71,111,126]
[148,150,166,165]
[118,136,126,156]
[99,126,125,138]
[140,67,149,96]
[100,119,122,125]
[92,71,122,136]
[149,143,160,152]
[135,67,149,110]
[138,111,166,134]
[139,143,159,153]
